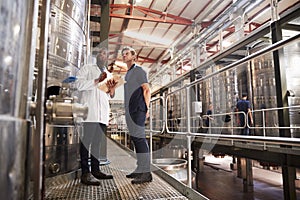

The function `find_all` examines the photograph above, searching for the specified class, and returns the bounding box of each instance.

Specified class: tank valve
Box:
[46,95,88,125]
[287,90,295,97]
[49,163,60,174]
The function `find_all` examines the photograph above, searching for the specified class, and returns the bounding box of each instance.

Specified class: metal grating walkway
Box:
[45,138,189,200]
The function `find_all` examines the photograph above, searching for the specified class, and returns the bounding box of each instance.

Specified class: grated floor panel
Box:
[45,138,188,200]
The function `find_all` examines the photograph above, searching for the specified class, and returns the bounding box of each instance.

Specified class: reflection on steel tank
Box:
[202,65,237,134]
[0,0,36,199]
[46,0,87,85]
[250,42,279,137]
[38,0,87,177]
[284,42,300,138]
[250,41,300,137]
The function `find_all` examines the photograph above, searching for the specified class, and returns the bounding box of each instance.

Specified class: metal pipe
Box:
[186,135,192,188]
[189,33,300,87]
[170,0,251,65]
[262,109,266,150]
[190,132,300,147]
[33,0,51,199]
[186,86,192,188]
[149,0,236,81]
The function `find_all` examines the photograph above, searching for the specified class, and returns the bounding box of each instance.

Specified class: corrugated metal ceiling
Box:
[90,0,299,78]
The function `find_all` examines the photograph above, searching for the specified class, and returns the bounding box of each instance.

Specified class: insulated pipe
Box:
[188,33,300,87]
[174,0,255,64]
[149,0,224,81]
[170,0,252,65]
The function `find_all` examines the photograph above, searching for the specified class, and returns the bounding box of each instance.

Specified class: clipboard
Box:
[97,74,125,92]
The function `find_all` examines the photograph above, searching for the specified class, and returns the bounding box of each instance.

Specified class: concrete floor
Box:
[196,155,300,200]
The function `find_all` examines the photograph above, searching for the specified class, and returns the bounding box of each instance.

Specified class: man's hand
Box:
[106,79,118,97]
[106,79,118,90]
[95,72,107,84]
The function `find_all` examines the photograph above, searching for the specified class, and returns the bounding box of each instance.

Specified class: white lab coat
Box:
[75,64,111,125]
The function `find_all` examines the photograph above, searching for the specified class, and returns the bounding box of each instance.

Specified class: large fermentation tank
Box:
[42,0,87,177]
[250,42,279,136]
[284,41,300,138]
[250,40,300,137]
[0,0,37,199]
[201,65,237,134]
[166,82,187,132]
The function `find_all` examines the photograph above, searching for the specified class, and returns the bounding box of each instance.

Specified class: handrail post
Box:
[262,109,266,150]
[186,86,192,188]
[149,104,153,164]
[187,135,192,188]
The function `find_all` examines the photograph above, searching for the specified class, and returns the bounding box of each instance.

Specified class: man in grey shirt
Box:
[122,46,152,184]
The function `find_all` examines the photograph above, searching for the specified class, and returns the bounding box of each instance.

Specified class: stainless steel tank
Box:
[0,0,38,199]
[201,65,237,134]
[284,41,300,138]
[42,0,87,177]
[250,42,279,136]
[250,40,300,137]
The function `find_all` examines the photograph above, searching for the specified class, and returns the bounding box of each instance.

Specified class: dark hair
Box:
[92,47,107,55]
[242,93,248,98]
[121,46,137,56]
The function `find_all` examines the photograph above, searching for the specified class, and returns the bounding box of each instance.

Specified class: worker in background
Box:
[236,93,253,135]
[205,104,213,128]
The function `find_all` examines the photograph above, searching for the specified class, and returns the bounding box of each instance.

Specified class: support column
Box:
[99,0,110,165]
[244,159,253,192]
[230,156,237,170]
[100,0,110,45]
[195,149,205,190]
[271,7,296,199]
[282,165,296,200]
[239,158,253,192]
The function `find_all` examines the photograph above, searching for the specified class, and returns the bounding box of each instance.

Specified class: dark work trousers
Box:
[239,114,250,135]
[125,111,150,173]
[80,122,107,175]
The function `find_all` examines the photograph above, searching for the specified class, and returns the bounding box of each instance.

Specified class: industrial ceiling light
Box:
[123,30,173,46]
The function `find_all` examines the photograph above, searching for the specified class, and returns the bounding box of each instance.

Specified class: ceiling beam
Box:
[137,56,156,63]
[90,31,121,38]
[109,41,168,49]
[111,58,156,63]
[110,4,193,25]
[282,23,300,32]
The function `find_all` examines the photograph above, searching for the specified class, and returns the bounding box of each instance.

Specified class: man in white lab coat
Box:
[76,47,117,186]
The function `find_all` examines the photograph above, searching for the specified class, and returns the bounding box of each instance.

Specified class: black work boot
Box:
[126,171,141,179]
[81,173,101,186]
[131,172,152,184]
[92,171,113,180]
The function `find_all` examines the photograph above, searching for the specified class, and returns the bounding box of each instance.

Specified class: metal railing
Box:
[161,34,300,188]
[109,33,300,189]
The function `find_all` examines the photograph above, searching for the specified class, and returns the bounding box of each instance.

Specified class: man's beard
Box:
[99,66,106,73]
[97,60,107,68]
